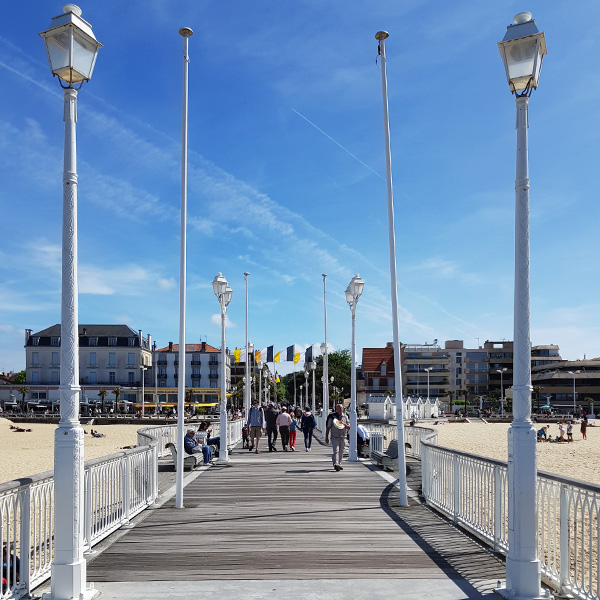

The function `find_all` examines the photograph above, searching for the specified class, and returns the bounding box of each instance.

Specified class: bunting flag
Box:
[274,348,285,363]
[287,345,294,361]
[293,352,301,365]
[233,349,241,363]
[255,349,262,364]
[266,346,274,362]
[275,372,280,383]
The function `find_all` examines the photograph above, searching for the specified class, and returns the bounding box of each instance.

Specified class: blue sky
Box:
[1,1,600,374]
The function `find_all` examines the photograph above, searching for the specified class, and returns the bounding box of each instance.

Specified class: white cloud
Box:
[210,314,235,328]
[157,278,176,290]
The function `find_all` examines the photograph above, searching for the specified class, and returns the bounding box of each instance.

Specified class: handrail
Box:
[419,427,600,600]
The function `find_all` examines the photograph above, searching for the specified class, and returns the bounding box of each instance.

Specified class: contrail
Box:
[292,108,385,181]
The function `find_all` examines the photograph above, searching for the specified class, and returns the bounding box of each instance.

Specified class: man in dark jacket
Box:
[264,403,280,452]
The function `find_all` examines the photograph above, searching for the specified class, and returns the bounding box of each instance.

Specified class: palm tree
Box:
[98,388,108,414]
[111,387,122,414]
[18,386,29,413]
[532,386,543,413]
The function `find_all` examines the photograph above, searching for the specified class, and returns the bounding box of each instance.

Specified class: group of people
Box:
[537,417,589,443]
[245,401,317,453]
[183,422,221,465]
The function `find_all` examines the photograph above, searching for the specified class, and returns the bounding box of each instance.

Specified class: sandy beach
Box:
[0,418,142,484]
[427,420,600,486]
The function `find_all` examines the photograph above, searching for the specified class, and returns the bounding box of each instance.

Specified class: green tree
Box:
[13,370,26,384]
[98,388,108,414]
[18,385,29,412]
[111,387,122,413]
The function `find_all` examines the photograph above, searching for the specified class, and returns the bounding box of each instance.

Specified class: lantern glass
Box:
[223,286,233,305]
[212,273,227,296]
[345,287,354,305]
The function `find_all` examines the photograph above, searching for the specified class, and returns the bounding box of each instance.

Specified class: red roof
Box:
[362,347,395,373]
[157,343,221,353]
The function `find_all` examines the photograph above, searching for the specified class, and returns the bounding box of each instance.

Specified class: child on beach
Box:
[567,422,573,442]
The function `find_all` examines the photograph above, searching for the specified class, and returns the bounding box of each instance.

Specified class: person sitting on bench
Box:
[357,424,370,453]
[184,429,213,464]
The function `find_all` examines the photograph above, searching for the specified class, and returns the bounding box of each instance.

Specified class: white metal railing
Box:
[420,431,600,600]
[1,440,158,600]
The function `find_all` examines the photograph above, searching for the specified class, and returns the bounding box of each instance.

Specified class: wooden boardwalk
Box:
[86,434,505,597]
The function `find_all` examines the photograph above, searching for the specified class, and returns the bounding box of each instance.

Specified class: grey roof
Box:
[33,324,139,337]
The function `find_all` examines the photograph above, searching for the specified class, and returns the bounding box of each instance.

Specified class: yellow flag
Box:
[255,350,261,364]
[293,352,301,365]
[274,350,282,363]
[234,349,241,363]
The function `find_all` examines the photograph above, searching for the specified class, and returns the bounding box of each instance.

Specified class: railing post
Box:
[493,464,502,552]
[559,482,570,595]
[123,456,131,524]
[84,468,93,551]
[421,442,429,501]
[453,453,460,524]
[19,484,32,596]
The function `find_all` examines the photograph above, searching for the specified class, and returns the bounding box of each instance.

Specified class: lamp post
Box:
[567,370,580,414]
[346,274,364,462]
[497,12,546,600]
[322,274,329,418]
[39,5,101,599]
[310,361,316,415]
[496,368,507,416]
[375,30,408,506]
[213,273,232,462]
[140,365,148,416]
[424,367,432,401]
[244,272,250,415]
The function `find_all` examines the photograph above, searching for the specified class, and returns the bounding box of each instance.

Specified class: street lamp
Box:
[321,274,330,421]
[346,273,364,462]
[424,367,432,401]
[39,5,101,599]
[140,365,148,416]
[567,370,580,414]
[497,12,546,600]
[213,273,232,462]
[496,368,507,416]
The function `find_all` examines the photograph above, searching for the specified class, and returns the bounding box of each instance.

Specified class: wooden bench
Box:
[165,442,198,471]
[370,439,412,475]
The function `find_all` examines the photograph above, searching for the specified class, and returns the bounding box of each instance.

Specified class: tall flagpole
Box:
[244,272,250,415]
[375,31,408,507]
[322,274,329,421]
[176,26,193,509]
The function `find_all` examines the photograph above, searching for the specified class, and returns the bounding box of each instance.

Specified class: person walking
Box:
[301,406,316,451]
[276,406,292,451]
[581,417,588,440]
[246,400,265,453]
[289,412,299,451]
[325,403,350,471]
[265,403,280,452]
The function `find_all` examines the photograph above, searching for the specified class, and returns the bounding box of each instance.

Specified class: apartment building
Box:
[24,324,152,405]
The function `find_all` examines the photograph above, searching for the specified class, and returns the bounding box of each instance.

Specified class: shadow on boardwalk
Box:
[47,436,506,599]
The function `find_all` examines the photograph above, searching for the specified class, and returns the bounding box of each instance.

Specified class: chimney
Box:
[202,341,206,352]
[82,327,87,335]
[148,334,152,350]
[25,329,32,345]
[169,342,173,352]
[139,330,143,345]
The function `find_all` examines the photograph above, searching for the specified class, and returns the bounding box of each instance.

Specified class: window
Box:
[128,372,135,384]
[89,352,97,367]
[89,337,98,346]
[192,367,200,376]
[108,337,117,346]
[128,353,134,366]
[90,372,97,384]
[31,372,39,383]
[32,337,39,346]
[51,351,59,365]
[128,338,136,347]
[210,380,217,388]
[51,337,59,346]
[159,381,166,388]
[456,357,462,364]
[380,362,387,376]
[32,351,39,365]
[159,368,166,376]
[109,372,116,384]
[456,368,462,375]
[51,371,59,384]
[108,352,116,366]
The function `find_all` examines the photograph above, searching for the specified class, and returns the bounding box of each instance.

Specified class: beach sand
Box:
[0,418,142,484]
[427,420,600,486]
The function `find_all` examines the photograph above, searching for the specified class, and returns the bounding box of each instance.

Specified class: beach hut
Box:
[366,394,396,420]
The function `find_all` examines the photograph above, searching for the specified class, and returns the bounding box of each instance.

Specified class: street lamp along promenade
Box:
[39,5,101,600]
[213,273,232,462]
[496,12,546,600]
[346,274,364,462]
